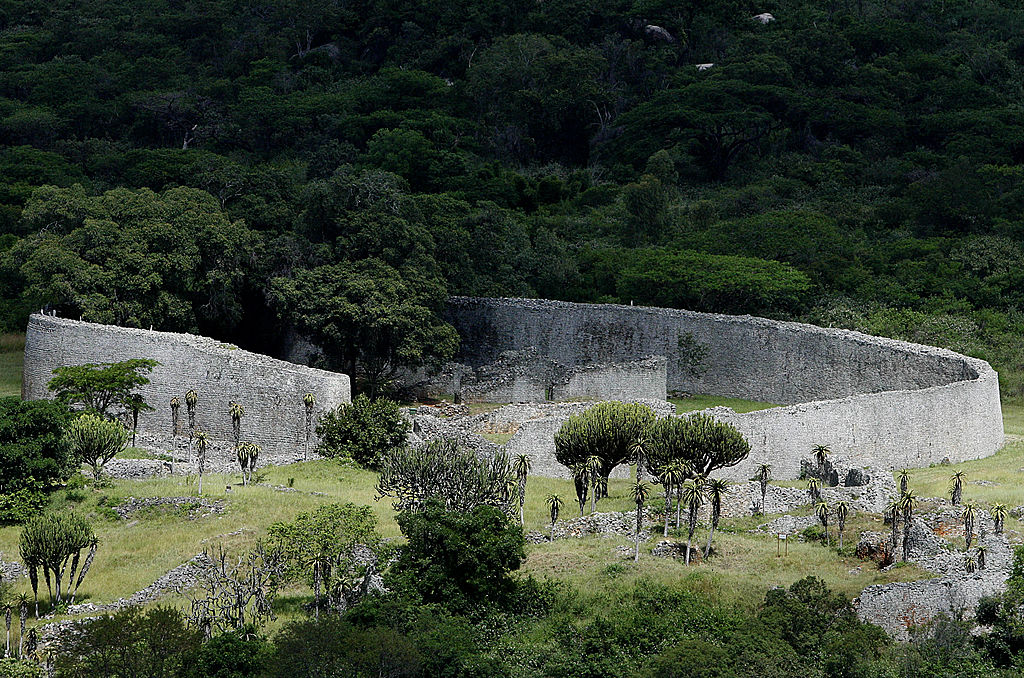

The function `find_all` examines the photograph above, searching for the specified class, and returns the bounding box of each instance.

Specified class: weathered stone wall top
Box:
[23,314,351,459]
[446,297,990,404]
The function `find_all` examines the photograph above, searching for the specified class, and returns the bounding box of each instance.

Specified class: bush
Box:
[266,617,422,678]
[315,394,409,468]
[388,500,525,616]
[185,632,271,678]
[0,397,74,514]
[0,659,44,678]
[52,605,201,678]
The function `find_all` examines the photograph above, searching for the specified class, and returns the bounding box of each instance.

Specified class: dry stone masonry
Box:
[438,297,1004,480]
[23,314,351,461]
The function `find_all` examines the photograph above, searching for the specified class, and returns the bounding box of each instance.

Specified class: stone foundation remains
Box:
[22,314,351,461]
[437,297,1004,479]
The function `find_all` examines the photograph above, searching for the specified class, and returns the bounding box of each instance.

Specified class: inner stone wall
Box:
[447,297,978,404]
[23,314,351,461]
[443,297,1004,477]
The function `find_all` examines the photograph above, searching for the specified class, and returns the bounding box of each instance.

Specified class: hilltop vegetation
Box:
[0,0,1021,394]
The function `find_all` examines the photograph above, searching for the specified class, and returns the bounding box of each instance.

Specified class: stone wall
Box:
[22,314,351,460]
[415,349,667,404]
[442,298,1004,478]
[855,531,1012,640]
[552,356,666,402]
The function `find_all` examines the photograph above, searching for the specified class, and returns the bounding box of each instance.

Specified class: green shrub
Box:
[0,397,75,508]
[315,394,409,469]
[388,501,525,616]
[52,605,200,678]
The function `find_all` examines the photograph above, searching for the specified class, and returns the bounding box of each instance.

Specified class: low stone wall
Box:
[855,531,1012,640]
[23,314,351,461]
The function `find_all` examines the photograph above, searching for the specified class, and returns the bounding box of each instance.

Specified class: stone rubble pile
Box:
[113,496,225,520]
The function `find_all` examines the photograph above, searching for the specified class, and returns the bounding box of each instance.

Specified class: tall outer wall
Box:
[23,314,351,460]
[446,298,1004,479]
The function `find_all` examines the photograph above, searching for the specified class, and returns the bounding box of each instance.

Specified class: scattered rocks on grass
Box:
[114,496,225,520]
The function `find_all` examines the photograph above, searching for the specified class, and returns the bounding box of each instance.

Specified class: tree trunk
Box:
[663,486,671,537]
[634,506,642,562]
[685,503,698,565]
[71,542,98,605]
[18,605,25,658]
[704,511,719,558]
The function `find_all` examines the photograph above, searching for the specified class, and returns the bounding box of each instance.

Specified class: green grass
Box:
[480,432,515,445]
[670,394,780,414]
[1002,399,1024,438]
[0,459,930,635]
[0,333,23,397]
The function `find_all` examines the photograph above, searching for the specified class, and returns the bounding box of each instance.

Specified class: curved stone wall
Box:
[23,314,351,461]
[445,298,1004,479]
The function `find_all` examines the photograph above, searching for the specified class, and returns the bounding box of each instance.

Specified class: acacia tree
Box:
[630,479,649,563]
[66,413,129,479]
[19,512,97,612]
[555,402,656,496]
[703,478,730,558]
[47,359,158,418]
[949,470,966,506]
[512,454,531,526]
[754,463,772,515]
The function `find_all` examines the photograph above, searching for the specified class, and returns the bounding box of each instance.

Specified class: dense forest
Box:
[1,0,1023,396]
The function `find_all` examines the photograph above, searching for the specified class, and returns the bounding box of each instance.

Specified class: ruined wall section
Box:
[552,356,667,402]
[444,298,1003,478]
[23,314,351,461]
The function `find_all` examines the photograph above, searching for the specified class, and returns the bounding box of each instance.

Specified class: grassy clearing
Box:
[1003,399,1024,437]
[0,460,928,631]
[670,394,780,414]
[902,439,1024,507]
[0,332,23,397]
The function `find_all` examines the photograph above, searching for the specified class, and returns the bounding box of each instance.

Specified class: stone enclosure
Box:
[429,297,1004,481]
[22,313,351,462]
